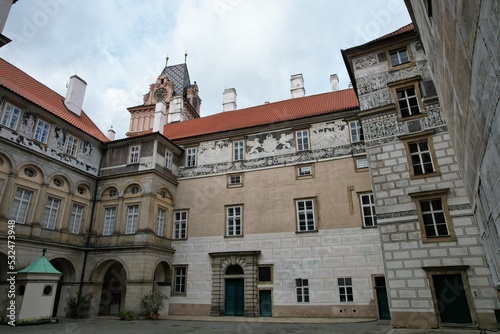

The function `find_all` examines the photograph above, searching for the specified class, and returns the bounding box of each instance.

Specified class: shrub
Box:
[118,310,134,321]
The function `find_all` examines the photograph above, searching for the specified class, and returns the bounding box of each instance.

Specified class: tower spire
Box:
[165,54,169,66]
[184,50,188,63]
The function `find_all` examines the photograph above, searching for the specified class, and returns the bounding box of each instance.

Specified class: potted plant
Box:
[141,289,167,320]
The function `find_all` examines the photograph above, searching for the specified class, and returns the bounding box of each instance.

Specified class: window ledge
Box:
[296,229,318,234]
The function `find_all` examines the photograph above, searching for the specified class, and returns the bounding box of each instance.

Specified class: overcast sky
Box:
[1,0,411,139]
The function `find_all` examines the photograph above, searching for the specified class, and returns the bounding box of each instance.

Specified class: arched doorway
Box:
[97,261,127,315]
[153,261,171,314]
[50,258,76,317]
[225,264,244,316]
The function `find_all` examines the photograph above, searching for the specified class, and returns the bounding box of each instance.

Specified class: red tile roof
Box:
[373,23,414,42]
[0,58,108,142]
[163,89,359,140]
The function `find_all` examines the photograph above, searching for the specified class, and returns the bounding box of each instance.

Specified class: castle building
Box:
[0,14,498,329]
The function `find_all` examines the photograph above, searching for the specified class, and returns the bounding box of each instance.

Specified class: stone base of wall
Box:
[391,311,438,328]
[273,304,376,318]
[477,312,498,330]
[168,303,211,316]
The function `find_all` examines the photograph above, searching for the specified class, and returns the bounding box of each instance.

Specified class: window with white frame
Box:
[226,205,242,236]
[156,207,167,237]
[186,147,197,167]
[42,197,60,229]
[408,140,435,176]
[9,188,32,224]
[173,210,188,239]
[165,149,172,170]
[297,165,312,177]
[349,120,364,143]
[295,278,310,303]
[129,145,140,164]
[295,129,310,151]
[1,102,21,129]
[125,205,139,234]
[174,266,187,294]
[295,198,316,232]
[355,157,369,170]
[396,86,421,118]
[65,134,79,157]
[34,119,51,144]
[338,277,353,302]
[228,174,242,186]
[233,140,245,161]
[69,203,84,234]
[103,207,116,236]
[389,48,410,66]
[359,193,377,227]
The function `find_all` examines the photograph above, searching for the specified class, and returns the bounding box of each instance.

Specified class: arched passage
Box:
[50,258,77,317]
[153,261,171,314]
[93,260,127,315]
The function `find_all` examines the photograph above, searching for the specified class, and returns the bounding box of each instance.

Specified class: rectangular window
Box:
[1,102,21,129]
[42,197,60,229]
[411,189,456,243]
[349,120,364,143]
[103,207,116,236]
[34,119,51,144]
[389,48,410,66]
[397,87,421,118]
[174,266,187,294]
[228,174,242,187]
[165,149,172,170]
[402,133,440,179]
[359,193,377,227]
[186,147,197,167]
[173,210,188,239]
[65,135,79,157]
[129,145,140,164]
[295,278,310,303]
[258,266,272,283]
[338,277,354,302]
[9,188,32,224]
[226,205,242,236]
[297,165,312,177]
[296,199,316,232]
[156,207,166,237]
[355,157,369,170]
[233,140,245,161]
[295,129,310,151]
[125,205,139,234]
[69,203,84,234]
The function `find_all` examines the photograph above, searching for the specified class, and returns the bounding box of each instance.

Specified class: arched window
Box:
[225,265,243,275]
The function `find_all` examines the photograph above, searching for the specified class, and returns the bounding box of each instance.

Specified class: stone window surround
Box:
[232,139,245,161]
[296,278,310,303]
[293,126,311,152]
[0,99,23,130]
[173,209,189,239]
[354,155,369,172]
[422,266,477,325]
[358,192,377,228]
[124,203,140,235]
[386,44,414,71]
[409,188,457,244]
[258,265,273,283]
[156,206,167,237]
[294,197,318,233]
[348,119,364,143]
[65,133,80,157]
[128,145,140,164]
[227,173,244,188]
[225,204,244,238]
[400,130,441,180]
[295,163,314,179]
[388,77,426,122]
[68,202,85,234]
[185,146,198,167]
[33,117,51,145]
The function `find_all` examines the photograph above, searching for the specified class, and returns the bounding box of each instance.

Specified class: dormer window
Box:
[129,145,140,164]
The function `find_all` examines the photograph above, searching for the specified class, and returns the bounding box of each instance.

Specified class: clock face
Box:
[154,88,166,102]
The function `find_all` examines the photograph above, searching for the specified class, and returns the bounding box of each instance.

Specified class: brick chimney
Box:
[290,74,305,98]
[64,75,87,116]
[223,88,237,111]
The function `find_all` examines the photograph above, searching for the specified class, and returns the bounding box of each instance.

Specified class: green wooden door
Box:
[225,279,244,316]
[259,290,272,317]
[374,277,390,320]
[432,274,472,324]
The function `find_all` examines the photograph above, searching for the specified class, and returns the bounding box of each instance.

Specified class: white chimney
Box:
[223,88,237,111]
[348,82,353,89]
[64,75,87,116]
[153,101,167,132]
[290,74,305,98]
[330,74,339,91]
[107,126,115,141]
[167,95,184,123]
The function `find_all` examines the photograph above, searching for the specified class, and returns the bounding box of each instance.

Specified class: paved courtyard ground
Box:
[2,317,491,334]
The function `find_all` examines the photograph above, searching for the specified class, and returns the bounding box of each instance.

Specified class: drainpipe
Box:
[77,146,103,309]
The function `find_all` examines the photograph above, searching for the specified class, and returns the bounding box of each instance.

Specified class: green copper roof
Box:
[18,256,62,274]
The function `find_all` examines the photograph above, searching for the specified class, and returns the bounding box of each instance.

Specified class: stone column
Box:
[32,183,48,226]
[0,172,17,218]
[61,192,74,231]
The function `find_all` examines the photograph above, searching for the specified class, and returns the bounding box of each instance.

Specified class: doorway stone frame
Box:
[209,251,260,317]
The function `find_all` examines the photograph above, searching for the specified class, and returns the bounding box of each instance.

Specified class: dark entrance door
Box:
[432,274,472,324]
[259,290,272,317]
[374,277,390,320]
[225,278,244,316]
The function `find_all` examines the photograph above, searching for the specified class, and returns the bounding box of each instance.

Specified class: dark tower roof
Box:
[162,63,191,96]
